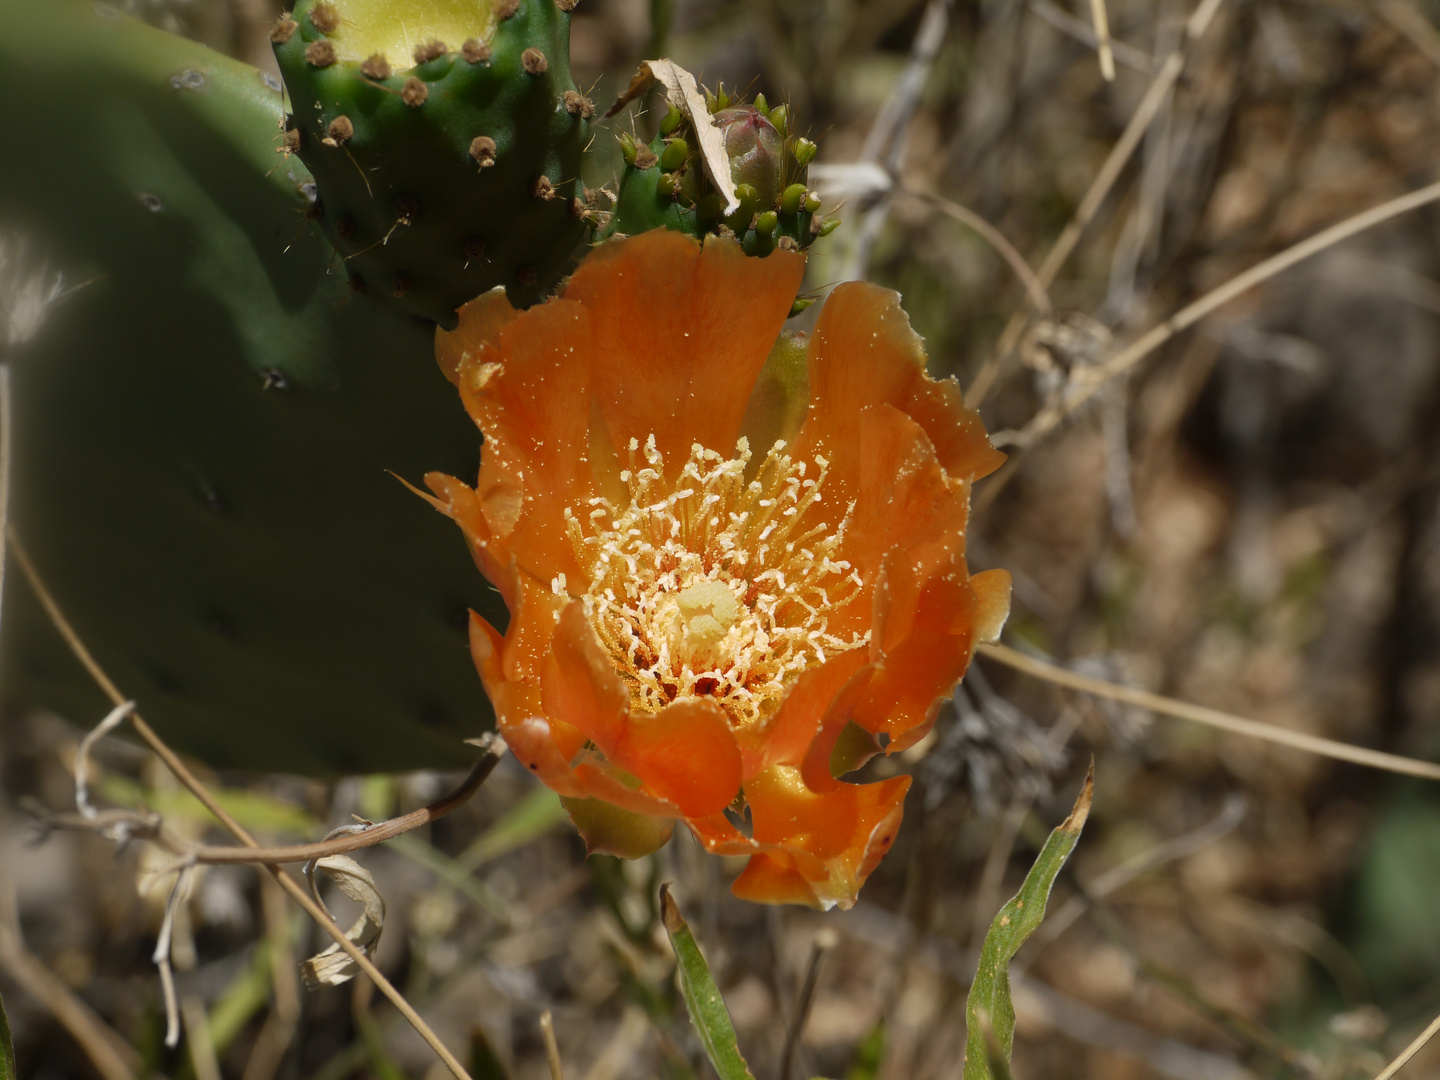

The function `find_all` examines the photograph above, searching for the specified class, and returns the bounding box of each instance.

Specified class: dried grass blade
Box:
[981,643,1440,781]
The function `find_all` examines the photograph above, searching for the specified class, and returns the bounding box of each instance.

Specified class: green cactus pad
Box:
[603,89,835,258]
[274,0,590,326]
[0,0,500,774]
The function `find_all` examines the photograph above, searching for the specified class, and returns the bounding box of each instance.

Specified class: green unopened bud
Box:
[790,296,816,317]
[793,137,818,167]
[754,210,778,236]
[803,191,822,214]
[754,92,771,116]
[619,131,637,166]
[714,106,785,207]
[781,182,807,215]
[705,87,720,113]
[659,104,684,136]
[660,137,690,172]
[658,172,679,198]
[768,104,788,136]
[817,216,841,237]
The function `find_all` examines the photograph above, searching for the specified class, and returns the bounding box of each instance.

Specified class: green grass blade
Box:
[659,885,757,1080]
[1,987,15,1080]
[964,764,1094,1080]
[459,787,569,871]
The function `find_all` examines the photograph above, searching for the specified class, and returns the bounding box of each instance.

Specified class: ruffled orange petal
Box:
[435,287,518,387]
[614,698,742,819]
[454,299,595,586]
[498,573,567,685]
[791,282,1004,494]
[502,713,679,819]
[736,648,872,781]
[563,231,805,481]
[854,549,979,745]
[731,851,826,908]
[851,404,972,591]
[424,472,516,604]
[541,601,630,751]
[744,764,911,909]
[971,568,1013,644]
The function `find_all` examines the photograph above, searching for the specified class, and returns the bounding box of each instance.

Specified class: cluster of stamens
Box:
[556,435,868,732]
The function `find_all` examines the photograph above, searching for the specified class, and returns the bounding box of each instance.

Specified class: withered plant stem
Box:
[8,528,480,1080]
[779,929,837,1080]
[539,1011,564,1080]
[966,0,1228,406]
[980,643,1440,781]
[974,178,1440,514]
[1374,1009,1440,1080]
[902,187,1052,317]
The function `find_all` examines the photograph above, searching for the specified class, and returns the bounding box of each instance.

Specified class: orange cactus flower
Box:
[425,229,1011,910]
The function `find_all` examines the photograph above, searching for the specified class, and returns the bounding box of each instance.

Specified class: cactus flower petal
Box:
[428,230,1007,908]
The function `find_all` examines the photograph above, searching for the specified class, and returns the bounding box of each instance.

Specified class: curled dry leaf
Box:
[300,854,386,989]
[606,59,740,215]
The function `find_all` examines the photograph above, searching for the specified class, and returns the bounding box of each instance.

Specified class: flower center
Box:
[559,435,868,733]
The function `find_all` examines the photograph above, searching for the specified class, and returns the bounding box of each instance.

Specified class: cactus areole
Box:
[274,0,590,326]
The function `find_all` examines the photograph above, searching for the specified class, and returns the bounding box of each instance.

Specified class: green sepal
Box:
[562,796,675,859]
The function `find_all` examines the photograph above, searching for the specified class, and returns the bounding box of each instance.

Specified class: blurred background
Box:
[5,0,1440,1077]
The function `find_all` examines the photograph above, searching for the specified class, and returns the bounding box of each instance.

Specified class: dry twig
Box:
[980,643,1440,781]
[1373,1010,1440,1080]
[967,0,1228,406]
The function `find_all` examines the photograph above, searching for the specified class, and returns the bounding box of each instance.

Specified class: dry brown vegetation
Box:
[8,0,1440,1078]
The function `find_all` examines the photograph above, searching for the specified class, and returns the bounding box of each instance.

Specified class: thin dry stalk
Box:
[903,188,1053,316]
[180,994,224,1080]
[1373,1010,1440,1080]
[980,643,1440,781]
[8,528,479,1080]
[540,1010,565,1080]
[780,929,838,1080]
[241,876,301,1080]
[1376,0,1440,68]
[967,0,1228,405]
[1040,179,1440,434]
[0,883,140,1080]
[1026,0,1155,74]
[1087,0,1117,79]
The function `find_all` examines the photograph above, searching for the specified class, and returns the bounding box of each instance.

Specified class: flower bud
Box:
[714,106,785,208]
